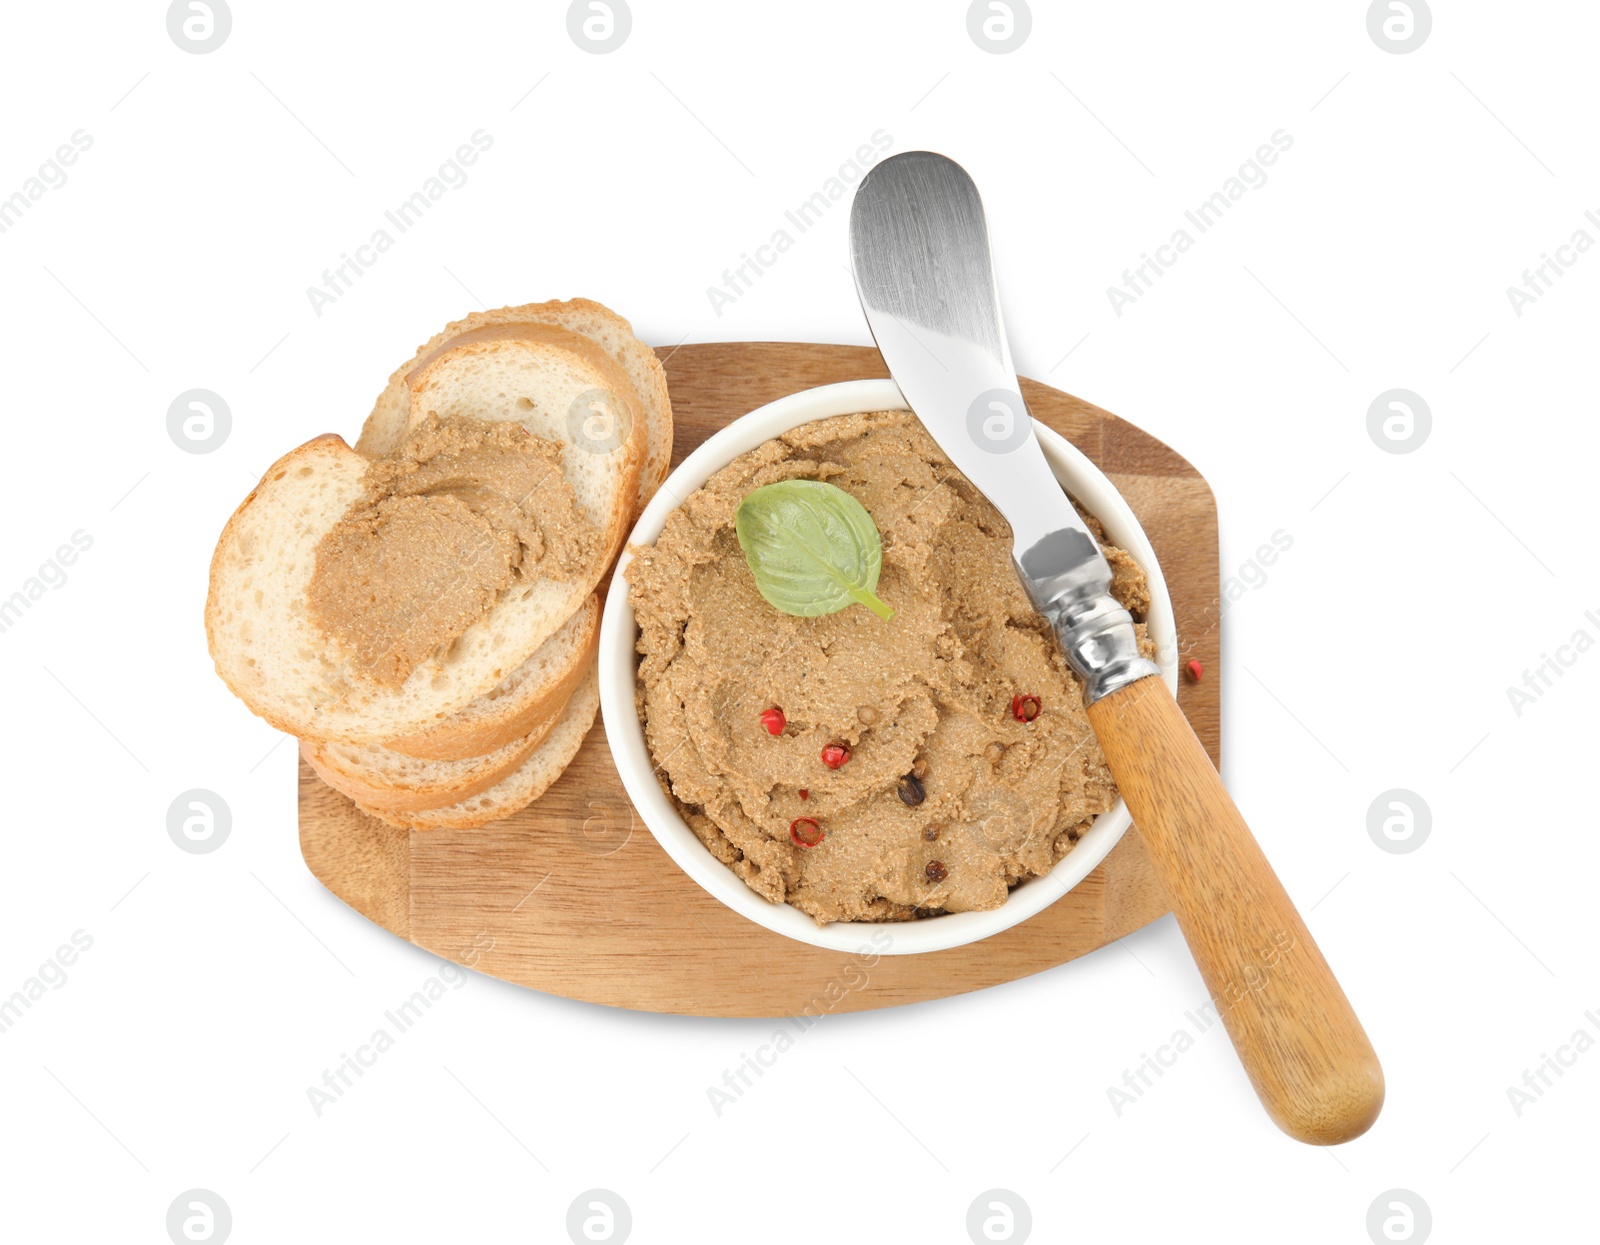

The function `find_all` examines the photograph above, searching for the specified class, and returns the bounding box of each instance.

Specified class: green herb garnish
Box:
[734,479,892,620]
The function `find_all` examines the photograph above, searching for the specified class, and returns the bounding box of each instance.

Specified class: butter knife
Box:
[850,150,1383,1145]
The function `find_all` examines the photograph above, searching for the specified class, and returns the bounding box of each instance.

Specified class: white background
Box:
[1,1,1595,1241]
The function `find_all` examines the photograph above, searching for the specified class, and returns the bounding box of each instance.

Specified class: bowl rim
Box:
[598,378,1178,955]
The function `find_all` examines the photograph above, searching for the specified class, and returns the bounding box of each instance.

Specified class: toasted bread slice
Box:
[301,701,560,812]
[360,666,599,830]
[205,435,368,738]
[206,430,608,743]
[533,299,672,508]
[404,331,640,566]
[380,592,599,761]
[356,299,671,514]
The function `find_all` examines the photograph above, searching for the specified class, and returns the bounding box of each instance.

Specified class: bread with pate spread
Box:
[357,299,671,517]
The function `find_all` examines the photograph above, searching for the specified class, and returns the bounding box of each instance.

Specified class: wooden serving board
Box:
[299,343,1220,1017]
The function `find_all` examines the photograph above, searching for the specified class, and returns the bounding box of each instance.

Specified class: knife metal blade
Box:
[850,151,1159,703]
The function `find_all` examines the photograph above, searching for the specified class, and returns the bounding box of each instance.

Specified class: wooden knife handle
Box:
[1086,675,1384,1144]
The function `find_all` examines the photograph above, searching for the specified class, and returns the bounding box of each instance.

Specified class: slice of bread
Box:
[206,435,369,737]
[381,593,599,761]
[360,666,599,830]
[535,299,672,509]
[301,703,559,811]
[356,299,672,515]
[207,432,606,743]
[404,331,640,567]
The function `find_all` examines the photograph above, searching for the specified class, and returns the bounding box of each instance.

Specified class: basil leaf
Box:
[734,479,893,620]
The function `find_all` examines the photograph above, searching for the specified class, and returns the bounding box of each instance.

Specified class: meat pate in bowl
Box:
[598,379,1177,955]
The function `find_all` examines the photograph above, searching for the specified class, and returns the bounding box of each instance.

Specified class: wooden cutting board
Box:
[299,343,1220,1017]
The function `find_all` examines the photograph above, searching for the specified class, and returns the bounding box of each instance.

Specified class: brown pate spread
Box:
[309,415,598,686]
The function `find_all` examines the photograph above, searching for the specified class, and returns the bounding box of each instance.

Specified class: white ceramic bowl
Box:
[598,380,1178,955]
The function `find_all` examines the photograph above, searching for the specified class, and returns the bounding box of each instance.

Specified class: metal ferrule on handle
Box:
[1018,527,1160,706]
